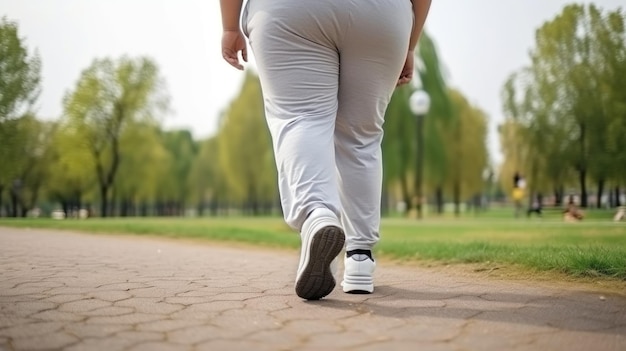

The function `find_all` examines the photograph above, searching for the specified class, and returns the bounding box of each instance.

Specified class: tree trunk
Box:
[61,200,69,217]
[100,186,109,217]
[554,186,563,207]
[578,168,588,208]
[195,201,203,217]
[435,186,444,214]
[0,185,3,217]
[209,198,218,217]
[400,173,412,216]
[0,185,4,218]
[577,120,588,208]
[453,181,461,217]
[597,179,605,209]
[10,190,18,218]
[21,205,28,217]
[380,185,389,216]
[120,199,129,217]
[616,187,622,207]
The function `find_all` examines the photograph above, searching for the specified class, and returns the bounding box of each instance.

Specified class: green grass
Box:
[1,216,625,281]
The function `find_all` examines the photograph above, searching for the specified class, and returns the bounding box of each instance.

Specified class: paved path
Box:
[0,227,625,351]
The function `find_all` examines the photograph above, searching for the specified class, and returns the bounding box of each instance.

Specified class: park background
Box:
[1,0,625,218]
[1,1,626,283]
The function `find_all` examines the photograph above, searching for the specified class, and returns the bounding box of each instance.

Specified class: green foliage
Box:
[444,89,489,201]
[45,120,95,206]
[382,85,416,209]
[417,32,454,183]
[158,129,197,203]
[188,136,224,210]
[383,32,490,214]
[216,72,277,213]
[115,123,171,205]
[0,17,41,214]
[62,56,169,216]
[0,17,40,121]
[501,4,626,205]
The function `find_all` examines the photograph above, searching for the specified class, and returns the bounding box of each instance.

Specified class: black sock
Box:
[346,249,373,261]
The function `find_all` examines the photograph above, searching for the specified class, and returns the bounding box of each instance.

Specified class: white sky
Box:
[1,0,623,165]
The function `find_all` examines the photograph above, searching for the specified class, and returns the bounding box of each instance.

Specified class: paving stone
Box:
[114,330,164,343]
[64,323,132,338]
[11,332,78,350]
[1,227,625,351]
[87,290,133,302]
[65,337,139,351]
[14,301,57,314]
[80,306,135,317]
[128,341,191,351]
[86,313,165,325]
[0,321,64,338]
[195,339,278,351]
[30,309,85,322]
[137,319,204,333]
[59,298,111,313]
[132,301,183,315]
[167,325,221,344]
[46,294,86,304]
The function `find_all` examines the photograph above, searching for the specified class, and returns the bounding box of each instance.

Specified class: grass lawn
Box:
[1,214,625,282]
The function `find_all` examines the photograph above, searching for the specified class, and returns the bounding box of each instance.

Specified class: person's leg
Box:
[335,0,412,250]
[333,0,412,292]
[245,0,345,300]
[245,0,343,230]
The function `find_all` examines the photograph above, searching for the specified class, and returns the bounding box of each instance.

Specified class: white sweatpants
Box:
[243,0,413,250]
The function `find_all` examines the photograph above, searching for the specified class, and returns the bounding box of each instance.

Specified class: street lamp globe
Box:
[409,89,431,116]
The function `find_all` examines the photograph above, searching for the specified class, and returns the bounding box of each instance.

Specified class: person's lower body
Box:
[244,0,412,299]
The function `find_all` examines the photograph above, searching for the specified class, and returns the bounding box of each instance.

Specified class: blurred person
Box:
[563,196,584,222]
[220,0,431,299]
[512,172,526,218]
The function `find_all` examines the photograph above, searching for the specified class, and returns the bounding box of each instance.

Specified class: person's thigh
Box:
[245,0,343,123]
[335,0,413,136]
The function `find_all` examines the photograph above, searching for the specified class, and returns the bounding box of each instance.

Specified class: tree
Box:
[382,85,416,214]
[0,17,41,215]
[216,72,277,214]
[113,122,171,217]
[12,115,56,217]
[445,89,489,215]
[156,129,197,216]
[417,32,455,215]
[188,136,225,216]
[502,4,626,208]
[44,121,96,216]
[382,31,454,216]
[63,56,169,217]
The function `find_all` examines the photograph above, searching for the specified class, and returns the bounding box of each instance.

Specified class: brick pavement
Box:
[0,227,625,351]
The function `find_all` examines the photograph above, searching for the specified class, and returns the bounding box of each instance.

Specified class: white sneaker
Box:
[295,208,345,300]
[342,250,375,294]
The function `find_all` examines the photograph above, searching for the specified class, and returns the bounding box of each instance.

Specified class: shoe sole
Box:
[342,278,374,294]
[343,284,374,294]
[295,226,345,300]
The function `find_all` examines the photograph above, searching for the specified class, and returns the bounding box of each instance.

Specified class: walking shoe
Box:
[342,249,375,294]
[295,208,345,300]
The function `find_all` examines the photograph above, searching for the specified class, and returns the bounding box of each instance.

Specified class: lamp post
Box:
[409,90,431,219]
